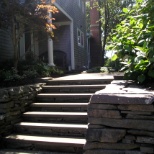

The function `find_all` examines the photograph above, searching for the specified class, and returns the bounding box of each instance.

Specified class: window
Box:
[78,0,85,13]
[19,0,25,4]
[77,29,84,47]
[82,1,85,13]
[78,0,81,7]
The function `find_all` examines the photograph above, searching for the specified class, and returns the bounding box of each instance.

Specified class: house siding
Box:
[56,0,88,70]
[54,25,71,67]
[0,29,13,63]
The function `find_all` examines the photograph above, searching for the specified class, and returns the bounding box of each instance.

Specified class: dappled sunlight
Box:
[6,135,86,144]
[18,122,88,128]
[53,73,114,80]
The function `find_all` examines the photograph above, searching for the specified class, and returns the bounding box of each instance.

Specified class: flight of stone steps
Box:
[1,77,112,153]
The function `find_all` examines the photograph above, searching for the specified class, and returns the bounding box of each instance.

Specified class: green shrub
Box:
[109,0,154,83]
[100,67,110,73]
[0,59,64,84]
[0,68,23,81]
[86,67,101,73]
[105,58,122,71]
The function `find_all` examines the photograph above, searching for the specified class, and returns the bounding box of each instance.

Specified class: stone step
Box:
[15,122,88,137]
[36,93,92,102]
[4,134,86,153]
[47,79,112,85]
[42,84,106,93]
[30,102,88,112]
[0,149,73,154]
[23,111,87,123]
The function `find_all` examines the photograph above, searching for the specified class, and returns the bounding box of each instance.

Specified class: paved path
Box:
[53,73,114,80]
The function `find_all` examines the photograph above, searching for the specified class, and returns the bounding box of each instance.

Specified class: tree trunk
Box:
[102,0,109,65]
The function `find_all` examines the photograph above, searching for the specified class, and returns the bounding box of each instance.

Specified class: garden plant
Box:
[109,0,154,84]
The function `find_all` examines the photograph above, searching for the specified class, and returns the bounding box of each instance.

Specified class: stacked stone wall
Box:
[0,83,45,137]
[84,80,154,154]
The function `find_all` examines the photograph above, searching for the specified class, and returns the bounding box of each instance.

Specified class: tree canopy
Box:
[0,0,58,69]
[99,0,135,59]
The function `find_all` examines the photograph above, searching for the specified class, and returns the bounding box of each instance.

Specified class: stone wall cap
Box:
[90,93,154,105]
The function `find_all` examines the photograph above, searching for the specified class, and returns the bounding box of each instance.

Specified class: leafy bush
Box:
[86,67,101,73]
[109,0,154,83]
[85,66,110,73]
[100,67,110,73]
[23,70,38,78]
[35,62,51,77]
[0,59,64,84]
[0,68,23,81]
[105,58,122,71]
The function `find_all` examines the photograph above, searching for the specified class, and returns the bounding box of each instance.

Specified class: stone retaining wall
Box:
[0,83,45,137]
[84,80,154,154]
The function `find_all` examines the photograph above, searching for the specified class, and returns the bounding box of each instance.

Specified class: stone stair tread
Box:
[43,84,106,88]
[5,134,86,146]
[50,78,113,82]
[0,149,72,154]
[37,93,93,96]
[15,122,88,129]
[31,102,88,107]
[23,111,87,116]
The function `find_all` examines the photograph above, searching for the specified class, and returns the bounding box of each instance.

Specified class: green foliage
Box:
[109,0,154,83]
[0,59,64,84]
[98,0,135,63]
[86,67,101,73]
[100,67,109,73]
[105,58,122,71]
[0,68,23,81]
[85,66,110,73]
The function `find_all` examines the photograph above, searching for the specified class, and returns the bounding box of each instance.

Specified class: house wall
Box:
[0,29,13,63]
[54,25,71,67]
[56,0,88,70]
[38,32,48,62]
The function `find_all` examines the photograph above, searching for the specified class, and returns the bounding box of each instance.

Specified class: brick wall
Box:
[89,0,103,68]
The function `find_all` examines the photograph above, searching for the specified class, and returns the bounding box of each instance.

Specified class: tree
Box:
[99,0,135,61]
[109,0,154,83]
[0,0,58,69]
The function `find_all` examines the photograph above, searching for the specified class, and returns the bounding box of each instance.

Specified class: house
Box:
[0,0,89,71]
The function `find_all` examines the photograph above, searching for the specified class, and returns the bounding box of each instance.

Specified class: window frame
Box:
[82,1,85,13]
[77,28,84,48]
[78,0,81,7]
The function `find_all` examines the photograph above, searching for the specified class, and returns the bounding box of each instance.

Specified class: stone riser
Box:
[41,85,106,94]
[47,79,112,85]
[4,139,84,153]
[42,88,102,93]
[30,103,88,112]
[23,116,87,124]
[30,106,87,112]
[14,126,87,137]
[37,97,90,103]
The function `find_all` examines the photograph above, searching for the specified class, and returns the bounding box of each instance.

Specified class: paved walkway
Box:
[53,73,114,80]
